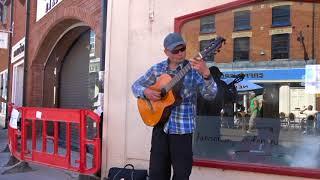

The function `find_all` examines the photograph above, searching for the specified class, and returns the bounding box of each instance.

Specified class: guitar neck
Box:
[164,63,192,92]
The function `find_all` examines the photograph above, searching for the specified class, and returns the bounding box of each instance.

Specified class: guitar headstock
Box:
[199,36,226,60]
[230,73,245,84]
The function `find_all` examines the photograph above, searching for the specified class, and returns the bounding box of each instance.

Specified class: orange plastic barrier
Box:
[7,104,101,175]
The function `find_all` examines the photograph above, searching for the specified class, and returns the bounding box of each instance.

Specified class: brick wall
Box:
[12,0,26,45]
[182,1,315,63]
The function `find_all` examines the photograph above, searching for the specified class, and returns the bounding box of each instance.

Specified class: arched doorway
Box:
[41,26,102,150]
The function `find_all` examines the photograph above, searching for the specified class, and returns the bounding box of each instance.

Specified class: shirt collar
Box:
[166,59,185,71]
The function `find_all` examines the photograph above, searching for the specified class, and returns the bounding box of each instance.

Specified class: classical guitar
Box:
[137,36,226,126]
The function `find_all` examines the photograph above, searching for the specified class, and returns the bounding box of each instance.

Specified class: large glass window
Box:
[272,5,291,27]
[234,11,251,31]
[272,34,290,60]
[233,37,250,61]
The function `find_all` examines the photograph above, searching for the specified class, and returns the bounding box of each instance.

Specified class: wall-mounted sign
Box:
[221,68,305,82]
[11,37,25,63]
[36,0,63,21]
[0,32,8,49]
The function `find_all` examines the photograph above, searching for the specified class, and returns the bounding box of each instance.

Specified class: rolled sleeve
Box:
[131,66,156,98]
[195,72,217,100]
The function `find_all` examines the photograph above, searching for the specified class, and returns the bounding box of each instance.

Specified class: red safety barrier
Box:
[7,104,101,175]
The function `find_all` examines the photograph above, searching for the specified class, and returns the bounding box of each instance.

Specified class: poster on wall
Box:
[36,0,63,21]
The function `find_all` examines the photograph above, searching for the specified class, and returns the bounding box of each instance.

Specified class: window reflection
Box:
[180,0,320,169]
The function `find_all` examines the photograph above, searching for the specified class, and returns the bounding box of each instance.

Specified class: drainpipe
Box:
[22,0,30,106]
[4,0,14,128]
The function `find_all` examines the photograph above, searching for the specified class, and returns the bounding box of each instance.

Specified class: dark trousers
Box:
[149,125,193,180]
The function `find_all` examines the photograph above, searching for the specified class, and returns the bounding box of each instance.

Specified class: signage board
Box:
[11,37,25,63]
[36,0,63,21]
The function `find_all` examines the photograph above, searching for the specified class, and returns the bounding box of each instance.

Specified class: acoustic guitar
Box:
[137,36,226,126]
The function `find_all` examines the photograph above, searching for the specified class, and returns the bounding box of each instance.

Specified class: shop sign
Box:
[36,0,63,21]
[0,32,8,49]
[11,37,25,63]
[221,68,305,82]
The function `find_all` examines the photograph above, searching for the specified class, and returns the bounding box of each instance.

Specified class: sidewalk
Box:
[0,128,79,180]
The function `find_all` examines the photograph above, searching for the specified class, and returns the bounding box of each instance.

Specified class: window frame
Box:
[272,5,291,27]
[233,37,250,61]
[234,10,251,31]
[200,15,215,34]
[271,33,290,60]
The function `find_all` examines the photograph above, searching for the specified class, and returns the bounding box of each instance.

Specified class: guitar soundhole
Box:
[160,88,166,98]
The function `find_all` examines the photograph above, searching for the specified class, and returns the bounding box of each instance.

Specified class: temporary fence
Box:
[7,104,101,175]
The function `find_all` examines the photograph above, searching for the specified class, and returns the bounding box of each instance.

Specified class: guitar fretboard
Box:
[164,63,191,93]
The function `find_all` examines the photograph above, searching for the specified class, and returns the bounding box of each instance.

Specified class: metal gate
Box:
[59,30,93,151]
[7,104,101,174]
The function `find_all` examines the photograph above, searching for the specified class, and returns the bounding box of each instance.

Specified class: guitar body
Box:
[137,74,177,127]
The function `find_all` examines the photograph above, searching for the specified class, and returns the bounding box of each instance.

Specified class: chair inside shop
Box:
[288,113,299,129]
[279,112,288,128]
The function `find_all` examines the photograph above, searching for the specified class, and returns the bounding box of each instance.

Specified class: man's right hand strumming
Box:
[144,88,161,101]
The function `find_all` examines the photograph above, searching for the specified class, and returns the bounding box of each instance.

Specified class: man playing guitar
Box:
[132,32,218,180]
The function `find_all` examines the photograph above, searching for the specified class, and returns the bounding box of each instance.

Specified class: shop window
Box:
[272,34,290,60]
[272,5,291,27]
[200,15,215,34]
[233,37,250,61]
[234,10,251,31]
[200,39,214,61]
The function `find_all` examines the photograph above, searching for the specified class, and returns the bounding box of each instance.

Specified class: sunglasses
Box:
[170,46,186,54]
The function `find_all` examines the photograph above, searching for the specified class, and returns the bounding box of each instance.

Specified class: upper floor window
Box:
[233,37,250,61]
[200,15,215,34]
[200,39,215,62]
[272,5,291,27]
[272,34,290,60]
[234,10,251,31]
[0,1,7,25]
